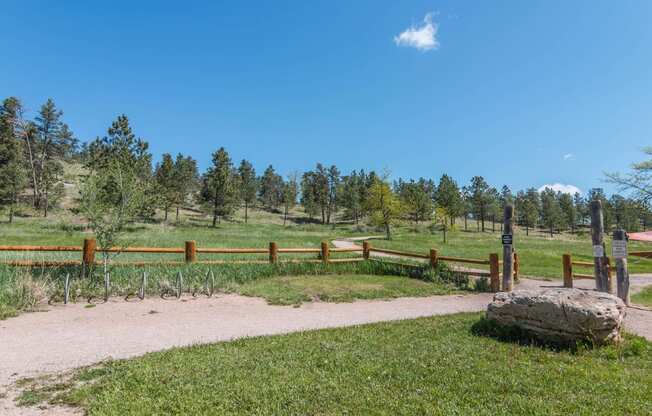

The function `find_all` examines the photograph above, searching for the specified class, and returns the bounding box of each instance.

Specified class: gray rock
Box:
[486,288,626,345]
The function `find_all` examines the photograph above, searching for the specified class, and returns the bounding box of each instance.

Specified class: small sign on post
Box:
[612,229,630,305]
[502,204,515,292]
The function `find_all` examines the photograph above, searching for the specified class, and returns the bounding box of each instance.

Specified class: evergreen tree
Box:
[154,153,176,221]
[326,165,340,224]
[436,174,463,226]
[340,170,365,224]
[540,187,562,237]
[0,97,26,222]
[281,173,298,225]
[201,147,238,226]
[172,154,198,221]
[85,115,154,220]
[468,176,491,231]
[397,178,434,224]
[237,159,258,223]
[558,192,576,232]
[258,165,283,210]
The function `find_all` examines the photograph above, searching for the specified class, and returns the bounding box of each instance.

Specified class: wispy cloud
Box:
[538,183,582,195]
[394,13,439,52]
[563,153,575,161]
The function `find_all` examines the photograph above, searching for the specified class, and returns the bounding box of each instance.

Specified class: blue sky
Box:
[2,1,651,195]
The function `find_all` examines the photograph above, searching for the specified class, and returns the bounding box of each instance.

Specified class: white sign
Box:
[592,245,604,258]
[612,240,628,259]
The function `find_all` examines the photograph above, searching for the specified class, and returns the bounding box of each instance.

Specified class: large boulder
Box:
[486,288,626,345]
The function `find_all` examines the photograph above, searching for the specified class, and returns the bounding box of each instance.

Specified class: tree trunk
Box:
[443,222,447,244]
[526,224,529,236]
[550,225,553,237]
[244,202,249,224]
[43,188,48,218]
[212,210,217,227]
[283,205,288,226]
[464,215,468,231]
[176,206,180,222]
[385,222,391,240]
[492,215,495,232]
[164,208,168,221]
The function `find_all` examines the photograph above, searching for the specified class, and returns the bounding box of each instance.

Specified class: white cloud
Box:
[563,153,575,160]
[394,13,440,51]
[538,183,582,195]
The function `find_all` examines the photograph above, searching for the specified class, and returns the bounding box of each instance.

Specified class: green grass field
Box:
[233,273,455,305]
[18,313,652,415]
[373,223,652,278]
[632,285,652,307]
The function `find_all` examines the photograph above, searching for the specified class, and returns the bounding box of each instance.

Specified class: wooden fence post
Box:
[363,241,370,260]
[185,241,196,263]
[489,253,500,292]
[321,241,330,264]
[590,200,609,292]
[605,257,614,294]
[82,238,96,278]
[513,252,520,281]
[562,254,573,288]
[502,204,515,292]
[429,249,438,268]
[612,229,630,305]
[269,242,278,264]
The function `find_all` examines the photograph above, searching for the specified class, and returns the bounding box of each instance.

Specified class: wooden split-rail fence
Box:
[562,251,652,290]
[0,239,518,292]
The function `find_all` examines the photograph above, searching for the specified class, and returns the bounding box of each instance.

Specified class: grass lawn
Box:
[632,285,652,307]
[373,224,652,278]
[21,313,652,415]
[233,273,455,305]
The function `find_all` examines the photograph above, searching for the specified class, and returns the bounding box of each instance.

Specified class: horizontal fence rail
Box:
[0,239,516,292]
[562,253,614,290]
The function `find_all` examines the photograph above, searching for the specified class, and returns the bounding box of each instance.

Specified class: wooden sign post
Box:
[502,204,515,292]
[612,229,630,305]
[590,200,609,292]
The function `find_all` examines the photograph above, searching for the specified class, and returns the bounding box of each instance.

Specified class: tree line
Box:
[2,97,651,240]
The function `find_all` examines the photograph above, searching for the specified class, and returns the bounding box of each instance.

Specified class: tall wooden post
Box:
[362,241,370,260]
[269,242,278,264]
[612,229,630,305]
[590,200,609,292]
[562,254,573,288]
[502,204,515,292]
[321,241,330,264]
[605,257,614,294]
[185,241,197,263]
[429,249,438,268]
[513,252,520,281]
[489,253,500,292]
[82,238,96,278]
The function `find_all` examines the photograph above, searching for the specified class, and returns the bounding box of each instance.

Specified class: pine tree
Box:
[436,174,463,226]
[201,147,237,226]
[172,154,198,221]
[0,97,26,222]
[540,188,562,237]
[468,176,491,232]
[365,177,403,240]
[281,173,298,225]
[237,159,258,223]
[155,153,176,221]
[259,165,283,211]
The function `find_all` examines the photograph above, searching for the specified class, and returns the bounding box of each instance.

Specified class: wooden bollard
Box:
[501,204,514,292]
[489,253,500,292]
[269,242,278,264]
[82,238,96,278]
[363,241,370,260]
[605,257,614,294]
[185,240,197,263]
[513,251,520,281]
[612,229,630,305]
[321,241,330,264]
[590,200,609,292]
[562,254,573,288]
[429,249,438,268]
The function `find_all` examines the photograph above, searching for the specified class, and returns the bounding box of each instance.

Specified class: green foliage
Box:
[258,165,284,211]
[200,147,239,226]
[396,177,434,224]
[632,285,652,307]
[436,174,463,224]
[0,97,26,222]
[364,177,403,239]
[237,159,258,223]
